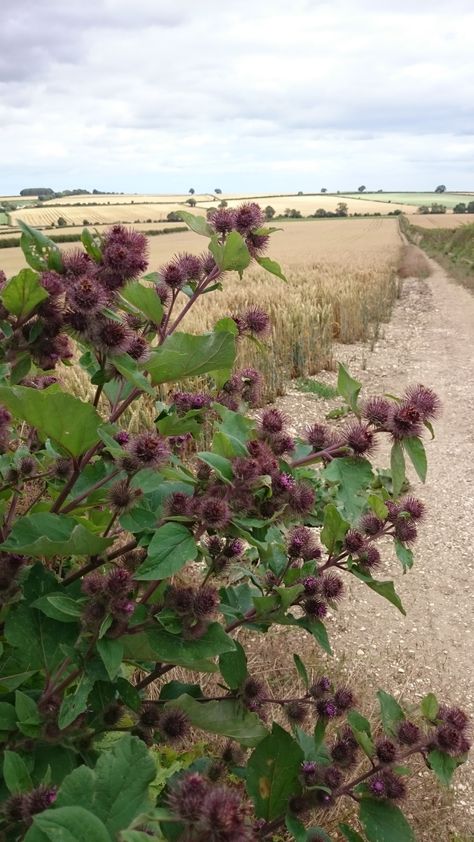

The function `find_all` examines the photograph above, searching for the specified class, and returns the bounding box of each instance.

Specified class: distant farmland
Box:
[342,191,474,208]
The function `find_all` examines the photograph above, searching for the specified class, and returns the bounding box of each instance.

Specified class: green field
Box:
[0,212,9,225]
[342,192,474,208]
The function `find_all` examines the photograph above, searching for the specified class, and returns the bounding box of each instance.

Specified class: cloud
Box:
[0,0,473,191]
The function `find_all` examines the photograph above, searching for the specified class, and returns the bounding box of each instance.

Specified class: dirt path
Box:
[277,254,474,837]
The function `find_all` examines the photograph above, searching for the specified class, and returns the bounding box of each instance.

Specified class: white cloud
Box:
[0,0,473,191]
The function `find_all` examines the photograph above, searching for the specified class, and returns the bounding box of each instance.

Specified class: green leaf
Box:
[256,256,288,282]
[351,568,406,615]
[18,220,63,272]
[121,832,165,842]
[26,806,111,842]
[337,363,361,413]
[58,675,94,730]
[394,539,413,572]
[1,513,113,558]
[297,617,332,655]
[0,268,48,318]
[0,386,102,456]
[5,604,78,672]
[347,710,372,736]
[339,824,367,842]
[171,694,268,747]
[147,331,236,386]
[120,281,164,324]
[92,735,155,835]
[3,750,32,793]
[81,228,102,262]
[247,723,303,819]
[427,749,461,786]
[177,210,214,236]
[116,678,141,712]
[293,654,309,689]
[377,691,405,737]
[124,622,235,669]
[196,451,234,484]
[320,503,349,553]
[55,766,95,810]
[368,494,389,520]
[112,354,154,396]
[209,231,251,274]
[421,692,439,721]
[403,436,427,482]
[219,641,248,689]
[15,690,41,725]
[390,441,405,497]
[324,458,374,520]
[0,702,17,730]
[359,797,415,842]
[33,594,83,622]
[134,523,197,580]
[97,638,124,681]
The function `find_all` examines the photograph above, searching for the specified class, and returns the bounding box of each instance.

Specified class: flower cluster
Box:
[209,202,269,258]
[168,772,254,842]
[3,786,57,830]
[81,567,136,632]
[166,583,220,639]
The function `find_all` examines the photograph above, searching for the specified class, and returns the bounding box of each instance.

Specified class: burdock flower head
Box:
[209,207,236,234]
[306,422,334,451]
[235,307,271,338]
[403,384,440,421]
[100,225,148,289]
[127,431,170,468]
[363,396,391,426]
[67,275,107,313]
[343,422,375,455]
[234,202,265,234]
[160,259,186,290]
[97,320,133,354]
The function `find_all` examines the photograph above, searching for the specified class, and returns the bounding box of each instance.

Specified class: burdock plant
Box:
[0,209,469,841]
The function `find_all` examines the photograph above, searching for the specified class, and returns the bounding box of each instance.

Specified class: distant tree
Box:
[467,201,474,213]
[20,187,54,197]
[82,219,90,226]
[430,202,446,214]
[418,206,430,214]
[186,198,197,207]
[321,188,327,193]
[57,216,67,227]
[377,189,383,193]
[453,203,467,213]
[335,202,348,217]
[314,208,328,217]
[358,185,366,193]
[297,191,304,196]
[218,200,228,208]
[435,185,446,193]
[166,212,181,221]
[264,205,275,220]
[214,188,222,194]
[188,188,195,194]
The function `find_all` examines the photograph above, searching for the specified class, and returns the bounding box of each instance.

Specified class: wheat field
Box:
[411,213,474,229]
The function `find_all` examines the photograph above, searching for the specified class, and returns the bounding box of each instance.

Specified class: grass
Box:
[0,212,9,225]
[295,378,339,398]
[402,216,474,292]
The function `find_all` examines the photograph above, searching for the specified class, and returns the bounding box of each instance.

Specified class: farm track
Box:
[277,252,474,837]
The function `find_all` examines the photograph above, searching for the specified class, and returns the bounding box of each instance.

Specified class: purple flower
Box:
[363,396,391,426]
[321,573,344,602]
[387,402,423,440]
[67,275,106,313]
[159,709,189,741]
[343,422,375,455]
[126,334,150,362]
[304,598,327,619]
[260,408,285,434]
[234,202,265,233]
[310,676,331,698]
[100,225,148,288]
[209,207,236,234]
[404,384,440,421]
[127,431,170,467]
[193,586,219,617]
[316,698,339,718]
[241,307,271,337]
[344,529,365,553]
[168,773,209,823]
[306,422,333,450]
[160,260,186,289]
[175,252,202,280]
[397,720,421,746]
[360,512,384,536]
[40,270,64,296]
[97,320,133,354]
[199,497,231,529]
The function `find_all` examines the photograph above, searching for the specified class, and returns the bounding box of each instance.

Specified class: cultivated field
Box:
[411,212,474,228]
[343,191,474,209]
[8,203,207,227]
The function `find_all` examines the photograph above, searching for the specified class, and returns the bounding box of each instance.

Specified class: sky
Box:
[1,0,473,194]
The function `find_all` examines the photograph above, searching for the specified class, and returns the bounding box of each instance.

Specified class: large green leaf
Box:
[219,640,248,689]
[359,798,415,842]
[4,604,78,671]
[247,724,303,819]
[92,735,155,835]
[111,354,154,396]
[1,513,113,558]
[25,806,111,842]
[3,750,32,793]
[323,458,374,520]
[0,268,48,318]
[351,568,406,615]
[133,523,197,580]
[120,281,164,324]
[18,220,63,272]
[337,364,361,413]
[58,675,94,730]
[123,622,235,669]
[256,256,288,282]
[0,702,17,730]
[427,749,462,786]
[390,441,405,497]
[403,436,427,482]
[209,231,251,274]
[420,692,438,722]
[170,694,268,747]
[55,766,96,810]
[320,503,349,553]
[146,331,236,385]
[177,210,214,236]
[339,824,367,842]
[0,386,102,456]
[377,690,405,737]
